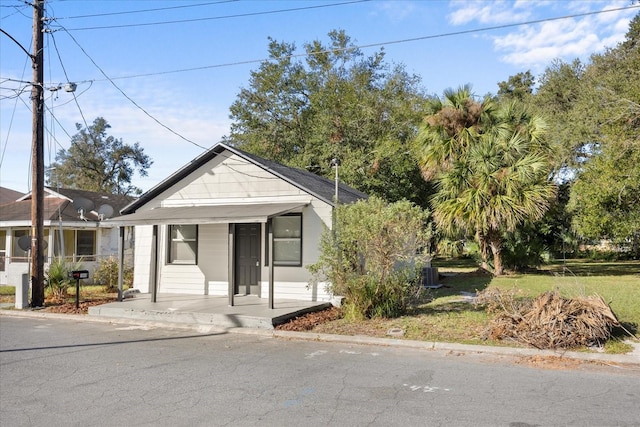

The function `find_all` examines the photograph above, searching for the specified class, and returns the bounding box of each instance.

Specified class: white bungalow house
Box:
[108,142,366,307]
[0,187,134,286]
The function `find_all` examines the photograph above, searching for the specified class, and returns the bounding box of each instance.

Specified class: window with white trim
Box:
[272,214,302,266]
[167,225,198,264]
[53,229,96,261]
[11,229,50,262]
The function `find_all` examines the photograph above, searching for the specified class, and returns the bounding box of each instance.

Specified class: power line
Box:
[60,0,370,31]
[52,1,237,20]
[4,2,638,156]
[58,25,208,150]
[48,29,89,130]
[61,3,640,85]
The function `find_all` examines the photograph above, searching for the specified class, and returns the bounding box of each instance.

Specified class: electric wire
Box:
[60,1,370,31]
[58,24,208,150]
[46,27,55,180]
[2,1,639,181]
[45,3,640,85]
[48,28,89,130]
[51,0,237,20]
[43,103,73,152]
[0,29,31,182]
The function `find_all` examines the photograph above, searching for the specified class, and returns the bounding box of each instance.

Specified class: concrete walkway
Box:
[87,293,332,329]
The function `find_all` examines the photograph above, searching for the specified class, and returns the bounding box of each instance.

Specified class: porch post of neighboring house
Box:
[117,226,124,302]
[151,224,158,303]
[268,218,274,309]
[228,223,235,307]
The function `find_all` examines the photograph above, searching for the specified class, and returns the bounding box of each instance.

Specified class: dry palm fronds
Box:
[477,289,621,349]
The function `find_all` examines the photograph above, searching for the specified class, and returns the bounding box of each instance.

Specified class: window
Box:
[53,229,96,261]
[272,214,302,266]
[168,225,197,264]
[10,229,51,262]
[77,230,95,259]
[11,229,31,262]
[53,230,75,260]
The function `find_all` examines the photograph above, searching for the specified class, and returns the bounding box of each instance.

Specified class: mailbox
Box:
[70,270,89,280]
[69,270,89,309]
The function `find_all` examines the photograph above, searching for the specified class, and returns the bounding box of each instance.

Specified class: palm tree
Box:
[415,87,556,275]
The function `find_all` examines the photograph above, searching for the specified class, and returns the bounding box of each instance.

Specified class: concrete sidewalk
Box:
[1,306,638,367]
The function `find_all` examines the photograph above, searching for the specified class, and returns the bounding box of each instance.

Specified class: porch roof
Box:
[106,202,307,226]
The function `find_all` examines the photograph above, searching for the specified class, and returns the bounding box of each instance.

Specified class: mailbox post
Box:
[69,270,89,309]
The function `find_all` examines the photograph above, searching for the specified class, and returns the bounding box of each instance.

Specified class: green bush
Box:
[45,257,80,301]
[310,196,432,319]
[93,256,133,292]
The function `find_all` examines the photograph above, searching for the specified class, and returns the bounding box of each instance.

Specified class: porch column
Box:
[268,218,274,309]
[151,224,158,303]
[228,223,235,307]
[117,226,124,301]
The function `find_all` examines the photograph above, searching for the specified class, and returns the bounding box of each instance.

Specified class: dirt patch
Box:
[275,306,343,331]
[513,354,618,371]
[42,298,117,314]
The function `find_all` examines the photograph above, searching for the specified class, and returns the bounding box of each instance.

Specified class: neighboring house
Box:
[0,187,134,286]
[0,187,24,205]
[109,142,366,305]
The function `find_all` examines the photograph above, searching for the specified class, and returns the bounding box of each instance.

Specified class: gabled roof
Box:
[0,187,24,205]
[1,187,134,223]
[122,142,367,214]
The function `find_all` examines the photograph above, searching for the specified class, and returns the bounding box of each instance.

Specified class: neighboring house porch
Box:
[0,187,133,286]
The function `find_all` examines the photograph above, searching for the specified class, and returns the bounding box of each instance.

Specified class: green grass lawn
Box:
[315,258,639,353]
[429,258,639,350]
[0,286,15,296]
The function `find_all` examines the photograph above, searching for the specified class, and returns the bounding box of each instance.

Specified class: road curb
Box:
[2,308,639,367]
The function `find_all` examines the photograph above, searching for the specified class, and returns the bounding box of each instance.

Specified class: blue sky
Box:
[1,0,638,194]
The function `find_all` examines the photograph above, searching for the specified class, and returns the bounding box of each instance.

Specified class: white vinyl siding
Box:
[162,153,311,202]
[259,281,332,302]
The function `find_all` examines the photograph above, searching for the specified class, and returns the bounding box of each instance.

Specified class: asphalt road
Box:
[1,316,639,427]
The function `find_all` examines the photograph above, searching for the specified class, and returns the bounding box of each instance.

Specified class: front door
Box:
[235,223,261,295]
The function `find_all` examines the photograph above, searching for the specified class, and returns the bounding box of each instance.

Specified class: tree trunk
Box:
[488,231,504,276]
[476,229,491,271]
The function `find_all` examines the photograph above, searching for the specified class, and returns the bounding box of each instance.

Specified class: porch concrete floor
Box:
[88,293,332,330]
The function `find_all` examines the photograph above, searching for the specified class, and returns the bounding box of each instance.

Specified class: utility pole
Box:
[30,0,45,307]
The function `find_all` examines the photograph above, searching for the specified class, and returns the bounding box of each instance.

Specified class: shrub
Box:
[93,256,133,292]
[310,196,432,319]
[45,257,80,302]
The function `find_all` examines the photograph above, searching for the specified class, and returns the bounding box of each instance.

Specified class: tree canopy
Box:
[527,14,640,253]
[565,14,640,251]
[225,30,434,207]
[414,86,556,275]
[48,117,152,196]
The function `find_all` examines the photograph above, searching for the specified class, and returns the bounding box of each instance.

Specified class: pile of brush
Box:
[477,289,621,349]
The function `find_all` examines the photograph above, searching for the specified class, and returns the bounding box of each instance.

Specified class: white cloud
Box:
[448,0,533,25]
[375,1,416,22]
[444,0,636,70]
[486,2,636,69]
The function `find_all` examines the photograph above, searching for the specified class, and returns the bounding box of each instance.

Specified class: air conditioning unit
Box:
[420,267,440,288]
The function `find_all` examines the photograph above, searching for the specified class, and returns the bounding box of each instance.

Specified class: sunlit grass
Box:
[0,286,15,296]
[316,259,639,354]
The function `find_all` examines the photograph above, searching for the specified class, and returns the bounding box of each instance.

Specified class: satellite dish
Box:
[72,196,94,212]
[97,204,114,219]
[17,235,31,251]
[17,235,48,251]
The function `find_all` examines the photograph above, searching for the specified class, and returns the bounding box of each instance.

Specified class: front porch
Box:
[88,293,332,329]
